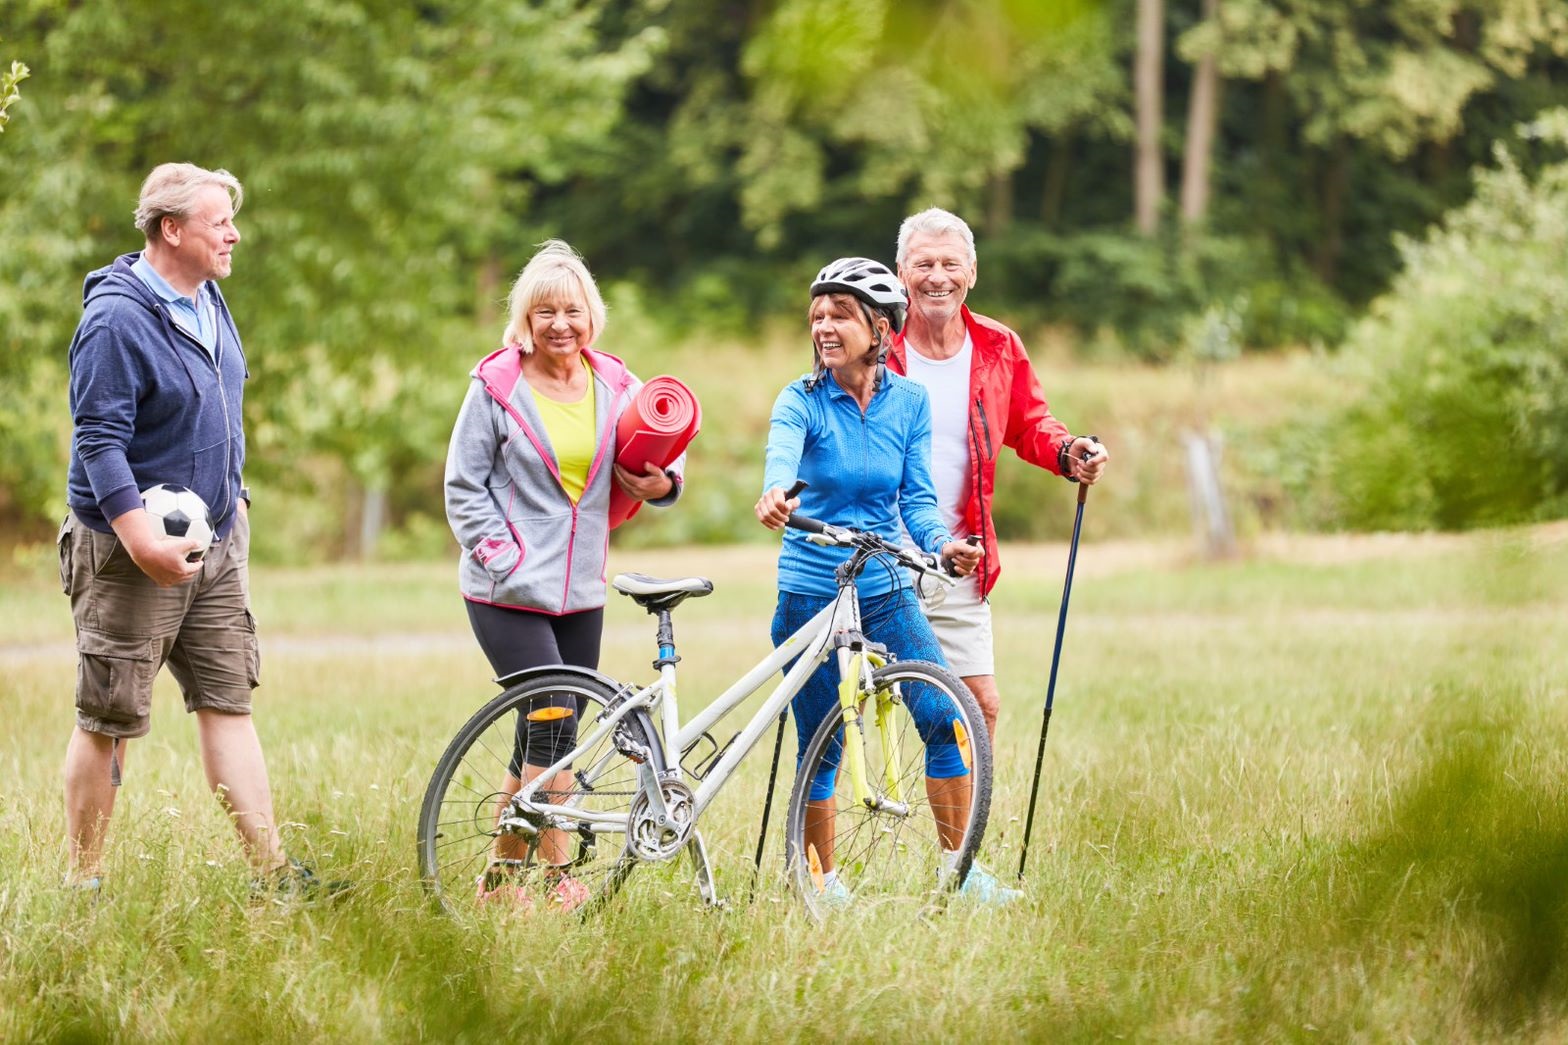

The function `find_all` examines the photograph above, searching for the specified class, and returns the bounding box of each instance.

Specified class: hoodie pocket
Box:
[473,534,524,581]
[189,438,229,515]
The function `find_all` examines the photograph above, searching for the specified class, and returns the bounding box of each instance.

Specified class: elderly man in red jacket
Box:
[889,207,1109,743]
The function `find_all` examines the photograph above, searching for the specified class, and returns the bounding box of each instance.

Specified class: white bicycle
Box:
[417,497,993,919]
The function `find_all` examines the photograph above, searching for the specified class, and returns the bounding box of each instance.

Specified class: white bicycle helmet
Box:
[810,257,908,335]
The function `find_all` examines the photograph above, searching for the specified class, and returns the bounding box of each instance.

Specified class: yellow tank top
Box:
[533,359,597,503]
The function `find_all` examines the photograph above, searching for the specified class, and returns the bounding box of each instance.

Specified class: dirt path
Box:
[6,522,1562,663]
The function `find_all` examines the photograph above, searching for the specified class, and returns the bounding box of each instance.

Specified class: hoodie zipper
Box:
[160,301,236,528]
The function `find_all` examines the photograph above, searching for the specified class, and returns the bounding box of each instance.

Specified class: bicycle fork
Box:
[835,648,910,817]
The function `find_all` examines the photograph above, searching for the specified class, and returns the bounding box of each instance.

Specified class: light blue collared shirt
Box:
[131,255,217,357]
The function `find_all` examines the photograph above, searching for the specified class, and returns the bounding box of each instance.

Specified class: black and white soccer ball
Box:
[141,484,215,562]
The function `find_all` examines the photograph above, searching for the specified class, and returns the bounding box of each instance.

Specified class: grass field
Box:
[2,523,1566,1042]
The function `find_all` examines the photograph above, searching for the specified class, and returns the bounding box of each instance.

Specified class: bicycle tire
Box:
[784,659,993,919]
[416,670,651,915]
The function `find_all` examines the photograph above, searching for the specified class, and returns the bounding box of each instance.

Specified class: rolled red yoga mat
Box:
[607,376,702,528]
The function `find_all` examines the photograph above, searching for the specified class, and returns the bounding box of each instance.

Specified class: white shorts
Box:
[914,571,994,678]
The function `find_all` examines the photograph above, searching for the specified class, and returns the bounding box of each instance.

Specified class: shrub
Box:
[985,226,1350,360]
[1289,111,1568,530]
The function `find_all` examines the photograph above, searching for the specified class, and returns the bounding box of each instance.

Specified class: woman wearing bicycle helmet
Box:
[755,257,984,906]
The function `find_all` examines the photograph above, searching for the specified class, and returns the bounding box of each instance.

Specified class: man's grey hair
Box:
[134,163,243,241]
[896,207,977,269]
[502,239,608,354]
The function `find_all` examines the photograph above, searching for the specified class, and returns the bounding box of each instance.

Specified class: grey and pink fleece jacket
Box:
[443,346,683,614]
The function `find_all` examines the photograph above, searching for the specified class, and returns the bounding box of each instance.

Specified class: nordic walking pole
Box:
[749,478,809,901]
[748,709,790,902]
[1017,475,1090,881]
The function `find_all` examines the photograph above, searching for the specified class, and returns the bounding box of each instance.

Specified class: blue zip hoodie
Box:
[66,252,248,537]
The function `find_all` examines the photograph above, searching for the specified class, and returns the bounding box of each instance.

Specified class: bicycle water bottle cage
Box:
[612,572,715,613]
[684,730,740,780]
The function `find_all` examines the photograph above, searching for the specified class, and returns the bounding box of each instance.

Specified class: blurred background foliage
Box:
[1,0,1565,560]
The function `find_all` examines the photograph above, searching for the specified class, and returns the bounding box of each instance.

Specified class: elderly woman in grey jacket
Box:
[444,239,682,910]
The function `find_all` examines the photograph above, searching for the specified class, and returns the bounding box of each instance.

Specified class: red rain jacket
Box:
[888,306,1073,598]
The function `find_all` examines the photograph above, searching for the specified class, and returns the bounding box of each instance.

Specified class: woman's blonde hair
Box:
[502,240,607,353]
[133,163,243,241]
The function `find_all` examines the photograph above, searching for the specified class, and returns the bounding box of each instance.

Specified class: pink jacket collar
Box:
[474,344,633,398]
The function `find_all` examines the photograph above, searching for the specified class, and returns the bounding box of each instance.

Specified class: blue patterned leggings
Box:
[771,587,969,801]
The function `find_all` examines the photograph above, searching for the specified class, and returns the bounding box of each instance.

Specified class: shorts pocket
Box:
[91,528,134,578]
[243,609,261,688]
[57,515,74,595]
[915,569,948,611]
[76,629,158,728]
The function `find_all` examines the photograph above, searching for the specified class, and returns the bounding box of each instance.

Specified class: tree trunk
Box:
[1041,128,1073,227]
[1313,136,1350,286]
[1259,70,1288,264]
[1134,0,1166,236]
[477,252,503,328]
[1179,0,1221,229]
[985,170,1014,238]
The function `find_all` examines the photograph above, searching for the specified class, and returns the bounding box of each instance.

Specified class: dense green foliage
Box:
[1,529,1565,1038]
[1264,110,1568,531]
[0,0,661,541]
[2,0,1566,549]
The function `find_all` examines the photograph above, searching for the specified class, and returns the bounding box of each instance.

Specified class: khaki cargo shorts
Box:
[58,510,260,739]
[915,571,995,677]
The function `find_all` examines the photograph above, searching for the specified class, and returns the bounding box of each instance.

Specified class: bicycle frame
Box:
[507,580,867,836]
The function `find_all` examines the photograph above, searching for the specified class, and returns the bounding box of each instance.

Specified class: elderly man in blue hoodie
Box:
[60,163,316,894]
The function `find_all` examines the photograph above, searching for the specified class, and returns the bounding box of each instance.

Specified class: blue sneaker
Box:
[816,874,853,910]
[956,863,1022,906]
[63,873,103,895]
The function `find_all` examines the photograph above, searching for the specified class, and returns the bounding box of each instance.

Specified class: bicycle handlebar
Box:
[780,481,959,584]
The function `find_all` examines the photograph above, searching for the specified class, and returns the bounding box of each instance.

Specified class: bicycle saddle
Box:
[612,572,715,611]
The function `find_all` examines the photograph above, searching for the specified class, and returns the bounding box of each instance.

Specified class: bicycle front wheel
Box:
[417,671,649,915]
[784,660,993,918]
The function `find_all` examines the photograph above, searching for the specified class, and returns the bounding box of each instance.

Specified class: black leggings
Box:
[465,601,604,778]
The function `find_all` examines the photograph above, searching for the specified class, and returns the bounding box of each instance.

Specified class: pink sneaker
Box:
[547,874,590,913]
[475,865,535,911]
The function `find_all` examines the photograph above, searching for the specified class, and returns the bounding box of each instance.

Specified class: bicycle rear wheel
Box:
[416,671,649,915]
[784,660,993,919]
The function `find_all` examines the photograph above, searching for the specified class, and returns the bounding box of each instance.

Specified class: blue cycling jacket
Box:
[762,370,953,599]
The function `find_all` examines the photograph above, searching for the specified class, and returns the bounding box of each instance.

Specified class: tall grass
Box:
[1,526,1565,1041]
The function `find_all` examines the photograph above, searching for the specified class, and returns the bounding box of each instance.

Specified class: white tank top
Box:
[902,333,973,535]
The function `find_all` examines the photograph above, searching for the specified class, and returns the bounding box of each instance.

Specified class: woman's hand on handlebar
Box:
[939,539,982,577]
[755,486,801,531]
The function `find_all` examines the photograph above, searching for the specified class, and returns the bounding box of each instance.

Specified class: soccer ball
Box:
[141,484,215,562]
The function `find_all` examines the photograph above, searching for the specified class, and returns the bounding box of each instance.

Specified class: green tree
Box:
[1197,0,1568,284]
[0,0,661,549]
